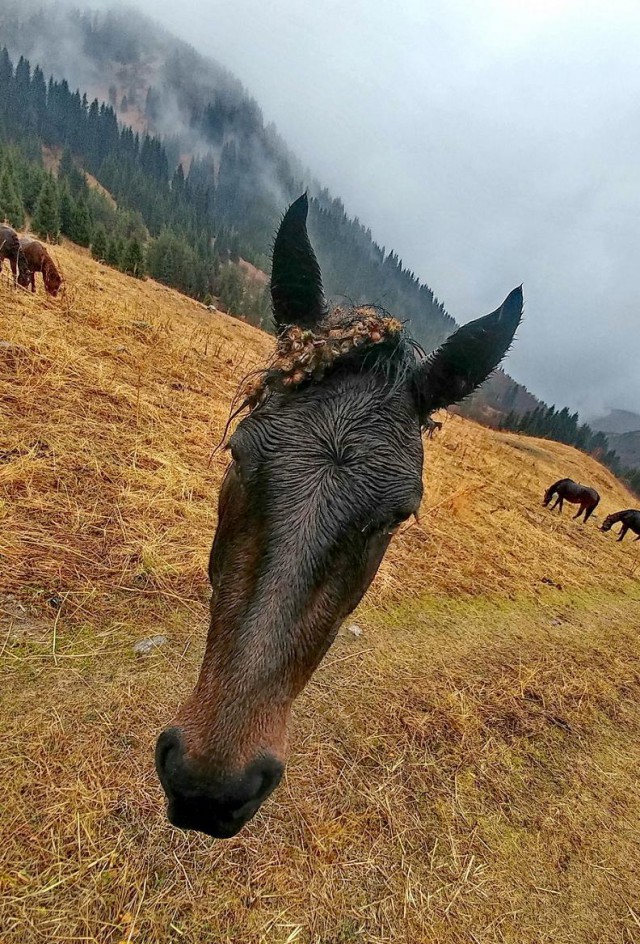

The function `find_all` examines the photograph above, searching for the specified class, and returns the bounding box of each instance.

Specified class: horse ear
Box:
[271,193,327,331]
[411,286,523,421]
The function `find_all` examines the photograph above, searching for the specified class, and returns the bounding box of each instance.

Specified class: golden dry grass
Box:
[2,242,640,943]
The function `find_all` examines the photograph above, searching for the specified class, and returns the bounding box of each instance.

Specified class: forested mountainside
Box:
[0,0,455,354]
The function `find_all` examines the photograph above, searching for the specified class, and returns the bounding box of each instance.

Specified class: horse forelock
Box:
[228,306,420,427]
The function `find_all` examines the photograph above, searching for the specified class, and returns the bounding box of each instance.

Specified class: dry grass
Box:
[2,242,640,943]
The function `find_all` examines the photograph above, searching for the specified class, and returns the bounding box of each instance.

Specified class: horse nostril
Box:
[155,727,184,789]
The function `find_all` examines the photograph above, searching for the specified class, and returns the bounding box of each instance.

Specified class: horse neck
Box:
[607,510,626,524]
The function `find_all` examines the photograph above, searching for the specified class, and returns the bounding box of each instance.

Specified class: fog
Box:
[24,0,640,417]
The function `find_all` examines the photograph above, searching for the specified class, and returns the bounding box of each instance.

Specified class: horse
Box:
[425,416,443,439]
[543,478,600,521]
[17,237,63,296]
[155,194,523,839]
[0,223,20,286]
[601,509,640,542]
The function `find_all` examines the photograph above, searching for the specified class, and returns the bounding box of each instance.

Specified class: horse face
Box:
[601,515,613,532]
[45,271,62,297]
[156,195,523,838]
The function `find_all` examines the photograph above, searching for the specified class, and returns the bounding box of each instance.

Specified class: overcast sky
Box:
[124,0,638,417]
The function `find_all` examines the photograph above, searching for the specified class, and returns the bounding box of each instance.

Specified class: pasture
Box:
[2,243,640,943]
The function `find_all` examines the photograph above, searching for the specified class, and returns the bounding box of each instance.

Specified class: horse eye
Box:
[380,510,413,534]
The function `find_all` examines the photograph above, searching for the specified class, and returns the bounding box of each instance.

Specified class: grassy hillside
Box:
[2,243,640,944]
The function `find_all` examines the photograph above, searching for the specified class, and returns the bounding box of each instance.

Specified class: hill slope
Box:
[2,246,640,944]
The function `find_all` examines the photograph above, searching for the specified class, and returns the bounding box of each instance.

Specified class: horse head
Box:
[156,194,523,838]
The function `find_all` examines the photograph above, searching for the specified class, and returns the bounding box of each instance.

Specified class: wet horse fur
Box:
[543,478,600,521]
[0,223,20,286]
[17,237,63,296]
[601,509,640,541]
[155,194,523,839]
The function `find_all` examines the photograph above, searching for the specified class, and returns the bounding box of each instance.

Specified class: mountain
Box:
[0,0,457,353]
[590,409,640,435]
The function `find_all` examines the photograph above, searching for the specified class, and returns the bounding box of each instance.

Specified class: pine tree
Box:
[72,199,93,247]
[122,237,145,278]
[33,176,60,242]
[91,225,108,262]
[59,183,75,238]
[105,235,123,268]
[0,166,25,229]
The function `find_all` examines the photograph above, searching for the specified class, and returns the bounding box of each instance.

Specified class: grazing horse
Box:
[0,223,20,286]
[425,416,443,439]
[17,237,63,296]
[155,194,523,839]
[601,509,640,542]
[543,478,600,521]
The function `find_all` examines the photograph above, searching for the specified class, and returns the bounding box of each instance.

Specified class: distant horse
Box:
[543,478,600,521]
[425,416,443,439]
[601,509,640,542]
[0,223,20,286]
[17,237,63,296]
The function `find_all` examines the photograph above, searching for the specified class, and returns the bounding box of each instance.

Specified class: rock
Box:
[347,623,363,637]
[133,635,167,656]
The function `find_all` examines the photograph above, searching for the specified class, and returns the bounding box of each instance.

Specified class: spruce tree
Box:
[105,235,123,268]
[59,183,75,238]
[0,166,25,229]
[91,225,108,262]
[72,199,93,247]
[33,176,60,243]
[122,237,145,278]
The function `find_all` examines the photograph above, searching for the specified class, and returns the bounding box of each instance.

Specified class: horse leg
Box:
[583,504,596,522]
[573,504,584,519]
[10,256,17,288]
[618,525,628,542]
[30,272,36,293]
[557,497,564,513]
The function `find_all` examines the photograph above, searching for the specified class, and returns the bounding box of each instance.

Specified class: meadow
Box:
[2,244,639,943]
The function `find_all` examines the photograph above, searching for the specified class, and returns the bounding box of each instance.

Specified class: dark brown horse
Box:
[601,509,640,541]
[425,416,443,439]
[543,478,600,521]
[0,223,20,286]
[17,237,63,296]
[155,194,523,838]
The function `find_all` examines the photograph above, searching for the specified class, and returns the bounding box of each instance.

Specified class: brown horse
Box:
[17,237,63,296]
[155,194,523,838]
[601,509,640,541]
[425,416,443,439]
[0,223,20,286]
[543,478,600,521]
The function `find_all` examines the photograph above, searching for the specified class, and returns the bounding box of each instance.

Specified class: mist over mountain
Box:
[1,0,638,456]
[0,0,460,355]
